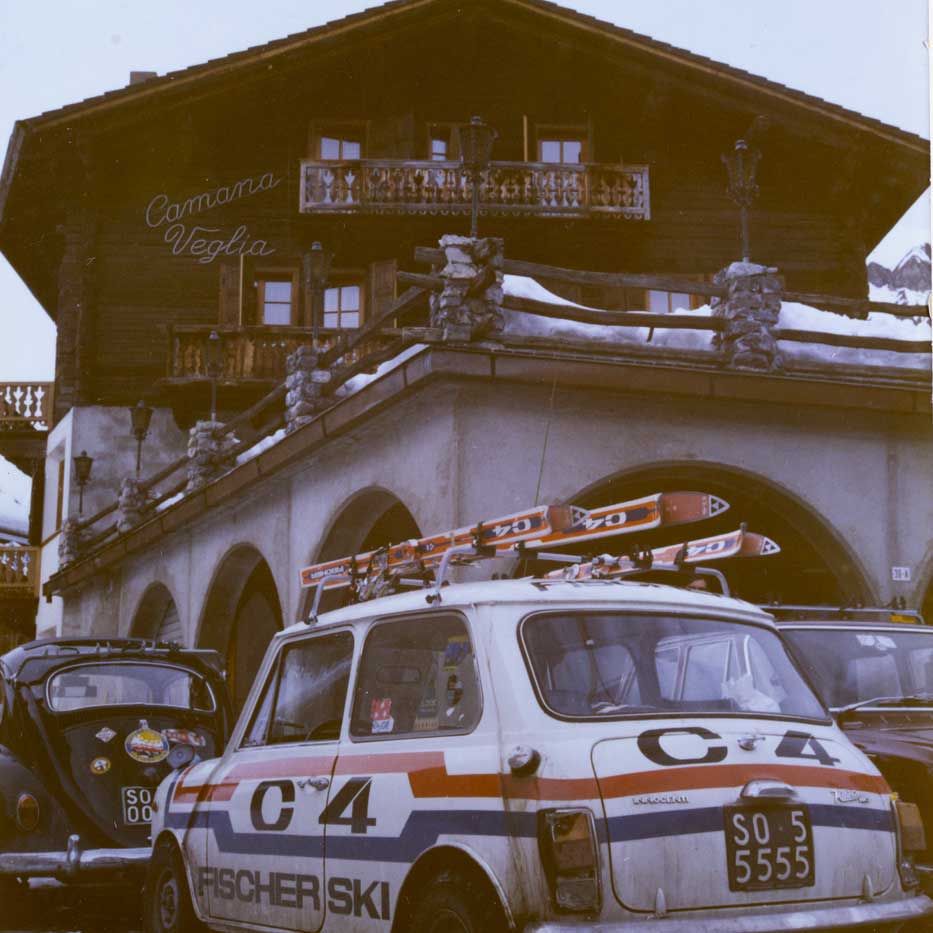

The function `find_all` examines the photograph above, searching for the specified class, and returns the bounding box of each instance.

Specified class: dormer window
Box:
[536,125,588,164]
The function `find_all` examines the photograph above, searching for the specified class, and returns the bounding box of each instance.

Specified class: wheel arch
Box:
[150,829,210,925]
[391,842,516,932]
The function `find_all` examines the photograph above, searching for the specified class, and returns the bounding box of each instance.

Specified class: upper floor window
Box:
[324,275,364,330]
[255,268,299,325]
[311,122,366,160]
[427,123,458,162]
[537,125,588,164]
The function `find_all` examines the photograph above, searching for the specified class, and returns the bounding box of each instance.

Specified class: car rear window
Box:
[522,612,827,721]
[47,662,214,712]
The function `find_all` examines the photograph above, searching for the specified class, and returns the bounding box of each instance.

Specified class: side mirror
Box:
[167,744,196,770]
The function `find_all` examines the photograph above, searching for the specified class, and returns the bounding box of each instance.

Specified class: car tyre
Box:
[405,866,508,933]
[144,839,205,933]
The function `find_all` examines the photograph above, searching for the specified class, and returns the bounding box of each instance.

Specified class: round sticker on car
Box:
[90,756,111,775]
[125,720,169,763]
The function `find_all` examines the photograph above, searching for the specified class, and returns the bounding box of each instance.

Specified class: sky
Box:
[0,0,928,381]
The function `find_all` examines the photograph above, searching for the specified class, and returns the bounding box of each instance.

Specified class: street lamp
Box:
[205,330,223,423]
[721,116,769,263]
[129,400,153,476]
[73,450,94,515]
[454,116,497,238]
[304,241,333,343]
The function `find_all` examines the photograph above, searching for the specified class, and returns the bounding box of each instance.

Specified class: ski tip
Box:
[708,494,729,517]
[760,535,781,556]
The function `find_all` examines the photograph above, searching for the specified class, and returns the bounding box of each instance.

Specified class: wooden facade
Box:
[0,0,927,422]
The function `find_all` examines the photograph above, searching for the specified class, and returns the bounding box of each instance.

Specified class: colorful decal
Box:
[163,728,206,748]
[413,663,439,731]
[90,756,111,775]
[443,635,470,671]
[125,720,170,763]
[95,727,117,743]
[370,698,394,734]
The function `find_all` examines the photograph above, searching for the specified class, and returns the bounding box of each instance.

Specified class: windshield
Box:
[522,612,827,720]
[782,627,933,709]
[47,662,214,712]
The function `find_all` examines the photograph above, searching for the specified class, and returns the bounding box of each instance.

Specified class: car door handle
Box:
[298,777,330,791]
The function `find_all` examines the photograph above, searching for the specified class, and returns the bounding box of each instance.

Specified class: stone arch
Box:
[197,544,283,712]
[300,486,422,618]
[571,460,875,606]
[130,582,183,642]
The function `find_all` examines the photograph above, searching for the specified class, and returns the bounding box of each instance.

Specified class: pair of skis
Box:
[298,490,776,596]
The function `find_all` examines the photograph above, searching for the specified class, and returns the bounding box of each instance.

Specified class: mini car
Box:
[145,579,932,932]
[0,637,231,903]
[776,606,933,896]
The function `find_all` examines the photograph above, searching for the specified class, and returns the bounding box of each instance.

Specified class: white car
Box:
[144,578,932,932]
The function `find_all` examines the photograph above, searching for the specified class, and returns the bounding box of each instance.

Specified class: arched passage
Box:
[303,488,422,616]
[131,582,183,643]
[572,462,873,606]
[198,546,283,712]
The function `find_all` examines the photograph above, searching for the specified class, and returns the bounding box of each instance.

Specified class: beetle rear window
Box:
[47,663,214,712]
[522,612,827,720]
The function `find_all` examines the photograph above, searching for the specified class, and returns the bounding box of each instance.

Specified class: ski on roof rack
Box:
[299,491,728,594]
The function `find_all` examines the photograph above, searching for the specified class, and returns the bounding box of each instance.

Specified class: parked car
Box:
[0,637,231,905]
[145,579,931,932]
[776,606,933,896]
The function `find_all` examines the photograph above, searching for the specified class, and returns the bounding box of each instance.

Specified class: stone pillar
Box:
[58,517,82,566]
[116,477,147,534]
[430,235,504,340]
[285,344,332,434]
[713,261,784,371]
[186,421,234,491]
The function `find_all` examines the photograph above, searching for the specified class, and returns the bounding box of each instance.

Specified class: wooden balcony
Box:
[164,325,399,385]
[299,160,650,220]
[0,383,53,429]
[0,546,40,598]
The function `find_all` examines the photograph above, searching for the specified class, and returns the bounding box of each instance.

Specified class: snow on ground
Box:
[336,343,428,395]
[0,455,30,540]
[502,275,931,371]
[869,283,931,307]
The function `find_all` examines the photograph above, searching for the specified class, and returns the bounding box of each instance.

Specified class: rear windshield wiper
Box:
[836,694,933,717]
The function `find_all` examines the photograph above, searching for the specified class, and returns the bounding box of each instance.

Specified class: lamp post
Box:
[721,117,768,263]
[129,400,153,476]
[455,116,497,238]
[73,450,94,515]
[304,241,333,343]
[205,330,223,423]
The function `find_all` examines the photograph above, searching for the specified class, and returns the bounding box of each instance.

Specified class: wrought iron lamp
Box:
[205,330,223,423]
[73,450,93,515]
[721,116,769,263]
[455,116,497,238]
[129,400,153,476]
[304,241,333,343]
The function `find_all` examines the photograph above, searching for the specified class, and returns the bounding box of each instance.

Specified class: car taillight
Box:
[896,799,927,853]
[15,793,39,832]
[538,808,601,913]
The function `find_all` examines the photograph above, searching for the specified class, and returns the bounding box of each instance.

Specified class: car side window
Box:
[245,632,353,746]
[350,614,481,738]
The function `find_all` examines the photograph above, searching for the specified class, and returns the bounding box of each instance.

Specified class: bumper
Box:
[525,894,933,933]
[0,834,150,880]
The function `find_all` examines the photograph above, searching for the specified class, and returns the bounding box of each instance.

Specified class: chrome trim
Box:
[524,893,933,931]
[0,835,149,879]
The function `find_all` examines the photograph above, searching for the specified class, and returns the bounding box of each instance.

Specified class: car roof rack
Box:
[299,490,780,623]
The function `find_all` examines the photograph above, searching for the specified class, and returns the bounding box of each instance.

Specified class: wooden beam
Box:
[775,329,930,354]
[503,295,722,330]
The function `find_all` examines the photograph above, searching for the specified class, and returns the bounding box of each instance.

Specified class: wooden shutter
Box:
[239,256,257,325]
[218,261,240,325]
[368,259,397,320]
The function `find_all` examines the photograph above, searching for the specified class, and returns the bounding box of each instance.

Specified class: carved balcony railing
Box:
[300,160,650,220]
[0,383,54,430]
[0,547,40,597]
[165,325,400,383]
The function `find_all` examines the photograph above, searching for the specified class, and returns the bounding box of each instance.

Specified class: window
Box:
[536,126,588,164]
[350,615,481,738]
[255,269,299,325]
[312,123,366,161]
[427,124,458,162]
[324,277,363,330]
[647,291,696,314]
[259,633,354,745]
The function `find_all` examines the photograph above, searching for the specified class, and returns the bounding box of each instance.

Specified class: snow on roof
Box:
[0,456,30,539]
[502,275,931,372]
[895,243,932,270]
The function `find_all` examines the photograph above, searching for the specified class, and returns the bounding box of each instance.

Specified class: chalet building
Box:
[0,0,929,705]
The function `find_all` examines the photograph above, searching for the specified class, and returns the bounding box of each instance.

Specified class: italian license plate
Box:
[724,805,814,891]
[121,786,154,825]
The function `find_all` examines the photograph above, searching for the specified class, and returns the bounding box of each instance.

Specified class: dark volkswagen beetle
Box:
[0,637,230,896]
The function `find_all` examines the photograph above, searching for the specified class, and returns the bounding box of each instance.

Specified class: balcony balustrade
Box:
[0,383,54,430]
[299,159,650,220]
[166,325,398,383]
[0,547,40,598]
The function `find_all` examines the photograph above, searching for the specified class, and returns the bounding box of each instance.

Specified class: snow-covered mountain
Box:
[868,243,931,306]
[0,456,30,542]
